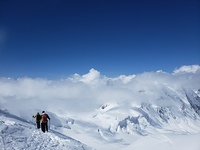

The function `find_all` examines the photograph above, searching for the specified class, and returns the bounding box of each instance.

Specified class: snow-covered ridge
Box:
[95,88,200,134]
[0,109,92,150]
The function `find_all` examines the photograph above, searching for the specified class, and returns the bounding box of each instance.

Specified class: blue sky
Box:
[0,0,199,78]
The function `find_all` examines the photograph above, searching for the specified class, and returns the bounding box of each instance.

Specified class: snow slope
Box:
[0,65,200,150]
[121,133,200,150]
[0,110,92,150]
[1,108,200,150]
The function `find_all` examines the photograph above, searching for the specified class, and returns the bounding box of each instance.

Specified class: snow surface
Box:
[0,110,92,150]
[0,65,200,150]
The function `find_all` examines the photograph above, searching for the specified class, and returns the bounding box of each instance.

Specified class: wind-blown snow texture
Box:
[0,65,200,150]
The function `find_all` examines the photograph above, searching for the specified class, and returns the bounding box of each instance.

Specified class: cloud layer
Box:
[0,65,199,115]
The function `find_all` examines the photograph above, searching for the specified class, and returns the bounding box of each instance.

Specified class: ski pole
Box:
[49,120,50,130]
[31,117,33,129]
[32,116,36,129]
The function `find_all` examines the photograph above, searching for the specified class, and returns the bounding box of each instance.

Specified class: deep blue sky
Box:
[0,0,199,78]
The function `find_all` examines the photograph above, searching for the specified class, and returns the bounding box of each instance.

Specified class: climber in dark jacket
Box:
[33,112,42,129]
[41,111,50,133]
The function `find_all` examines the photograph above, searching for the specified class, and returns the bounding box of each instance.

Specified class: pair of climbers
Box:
[33,111,50,133]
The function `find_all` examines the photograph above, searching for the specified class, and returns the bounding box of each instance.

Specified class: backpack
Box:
[36,114,41,121]
[42,114,48,123]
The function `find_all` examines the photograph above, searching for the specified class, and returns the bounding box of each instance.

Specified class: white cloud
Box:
[79,68,100,84]
[0,66,199,116]
[173,65,200,74]
[110,74,136,84]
